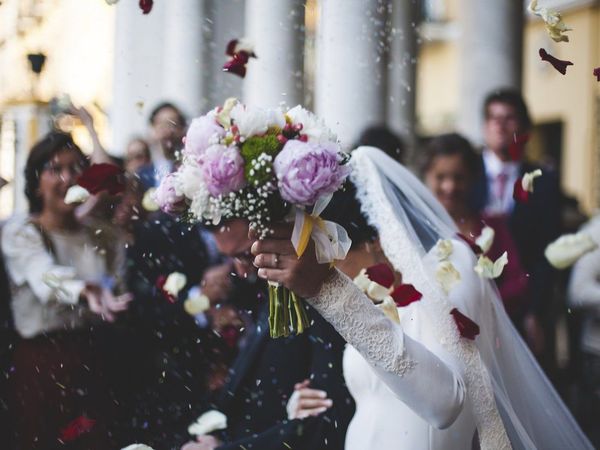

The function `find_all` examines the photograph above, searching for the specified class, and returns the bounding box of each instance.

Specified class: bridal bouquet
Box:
[154,98,351,337]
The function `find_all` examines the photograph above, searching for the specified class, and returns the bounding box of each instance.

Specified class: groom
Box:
[182,219,354,450]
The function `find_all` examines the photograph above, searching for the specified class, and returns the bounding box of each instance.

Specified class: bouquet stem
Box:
[268,283,310,338]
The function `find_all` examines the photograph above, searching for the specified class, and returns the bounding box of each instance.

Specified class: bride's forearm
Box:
[307,269,466,429]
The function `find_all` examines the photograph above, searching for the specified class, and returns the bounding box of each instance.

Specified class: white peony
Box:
[436,261,461,294]
[175,163,205,200]
[545,231,598,269]
[521,169,542,193]
[64,185,90,204]
[475,226,495,254]
[188,410,228,437]
[163,272,187,298]
[435,239,454,261]
[230,104,285,138]
[286,105,337,143]
[474,252,508,279]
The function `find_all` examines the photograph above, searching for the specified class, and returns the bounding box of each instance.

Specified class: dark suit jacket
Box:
[474,159,562,316]
[213,299,354,450]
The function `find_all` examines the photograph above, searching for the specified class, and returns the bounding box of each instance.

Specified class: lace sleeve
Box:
[308,269,466,429]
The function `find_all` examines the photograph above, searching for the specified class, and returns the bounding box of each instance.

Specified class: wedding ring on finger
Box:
[273,253,279,268]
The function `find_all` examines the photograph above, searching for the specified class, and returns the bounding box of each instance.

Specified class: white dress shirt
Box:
[482,149,520,216]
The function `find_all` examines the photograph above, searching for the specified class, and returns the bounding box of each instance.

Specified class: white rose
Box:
[184,294,210,315]
[163,272,187,298]
[436,261,461,294]
[545,231,598,269]
[474,252,508,279]
[64,185,90,204]
[286,105,337,143]
[230,104,284,138]
[475,226,495,254]
[521,169,542,193]
[188,410,228,437]
[435,239,454,261]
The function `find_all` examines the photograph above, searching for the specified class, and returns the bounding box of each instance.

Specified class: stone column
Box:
[387,0,419,152]
[162,0,207,119]
[243,0,305,109]
[315,0,388,147]
[457,0,524,143]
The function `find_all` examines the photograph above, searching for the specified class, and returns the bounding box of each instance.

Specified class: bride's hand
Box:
[251,224,334,298]
[286,379,333,420]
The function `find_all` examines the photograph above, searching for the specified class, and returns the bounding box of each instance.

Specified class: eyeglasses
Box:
[42,161,86,178]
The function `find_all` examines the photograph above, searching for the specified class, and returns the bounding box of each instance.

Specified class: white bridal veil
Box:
[349,146,592,450]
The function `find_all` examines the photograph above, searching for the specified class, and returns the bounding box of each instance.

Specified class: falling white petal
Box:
[545,231,598,269]
[476,226,495,254]
[64,185,90,204]
[474,252,509,279]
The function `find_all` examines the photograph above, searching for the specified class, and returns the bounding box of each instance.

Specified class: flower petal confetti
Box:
[450,308,480,340]
[223,39,257,78]
[474,251,508,279]
[522,169,542,192]
[435,239,454,261]
[594,67,600,82]
[163,272,187,298]
[508,133,530,161]
[76,163,125,195]
[475,226,495,254]
[539,48,573,75]
[59,416,96,442]
[64,185,90,204]
[141,188,160,211]
[378,296,401,323]
[513,169,542,203]
[436,261,461,294]
[183,293,210,316]
[390,283,422,307]
[188,410,228,437]
[528,0,572,43]
[364,263,395,289]
[545,231,598,269]
[139,0,153,14]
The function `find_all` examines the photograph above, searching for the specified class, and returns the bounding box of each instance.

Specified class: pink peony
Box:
[184,115,226,161]
[274,140,349,205]
[200,144,246,196]
[154,172,187,215]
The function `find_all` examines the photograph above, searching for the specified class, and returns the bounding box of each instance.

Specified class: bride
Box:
[252,146,592,449]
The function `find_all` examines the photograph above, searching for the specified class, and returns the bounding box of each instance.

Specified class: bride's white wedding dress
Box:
[305,146,592,450]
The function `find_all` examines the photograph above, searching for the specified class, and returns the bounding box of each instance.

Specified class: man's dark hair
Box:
[24,132,87,213]
[420,133,481,179]
[483,88,532,130]
[148,102,187,127]
[353,125,405,163]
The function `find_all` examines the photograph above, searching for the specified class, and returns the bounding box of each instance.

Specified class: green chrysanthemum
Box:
[241,135,282,186]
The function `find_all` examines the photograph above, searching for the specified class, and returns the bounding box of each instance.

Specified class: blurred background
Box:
[0,0,598,220]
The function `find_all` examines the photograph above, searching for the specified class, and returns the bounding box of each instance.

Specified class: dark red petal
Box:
[390,283,422,307]
[225,39,238,57]
[220,325,240,348]
[457,233,483,256]
[155,275,176,303]
[450,308,480,340]
[539,48,573,75]
[365,263,395,289]
[59,416,96,442]
[594,67,600,82]
[508,133,529,161]
[223,58,247,78]
[76,163,125,195]
[139,0,153,14]
[512,178,529,203]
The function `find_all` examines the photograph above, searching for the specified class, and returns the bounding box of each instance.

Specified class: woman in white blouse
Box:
[1,132,131,449]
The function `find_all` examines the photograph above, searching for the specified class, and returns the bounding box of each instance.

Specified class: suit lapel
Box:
[218,303,269,410]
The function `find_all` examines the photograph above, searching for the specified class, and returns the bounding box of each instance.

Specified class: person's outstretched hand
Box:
[251,223,334,298]
[286,379,333,419]
[82,284,132,322]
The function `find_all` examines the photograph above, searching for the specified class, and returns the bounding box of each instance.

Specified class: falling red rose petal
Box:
[59,416,96,442]
[450,308,480,340]
[76,163,125,195]
[539,48,573,75]
[225,39,238,57]
[594,67,600,82]
[365,263,395,289]
[156,275,176,303]
[220,325,241,348]
[139,0,153,14]
[512,178,529,203]
[390,283,422,307]
[457,233,483,256]
[508,133,529,161]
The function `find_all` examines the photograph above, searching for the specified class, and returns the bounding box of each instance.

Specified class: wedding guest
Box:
[422,133,529,319]
[1,132,132,449]
[181,219,354,450]
[472,89,561,357]
[125,137,151,174]
[137,102,187,190]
